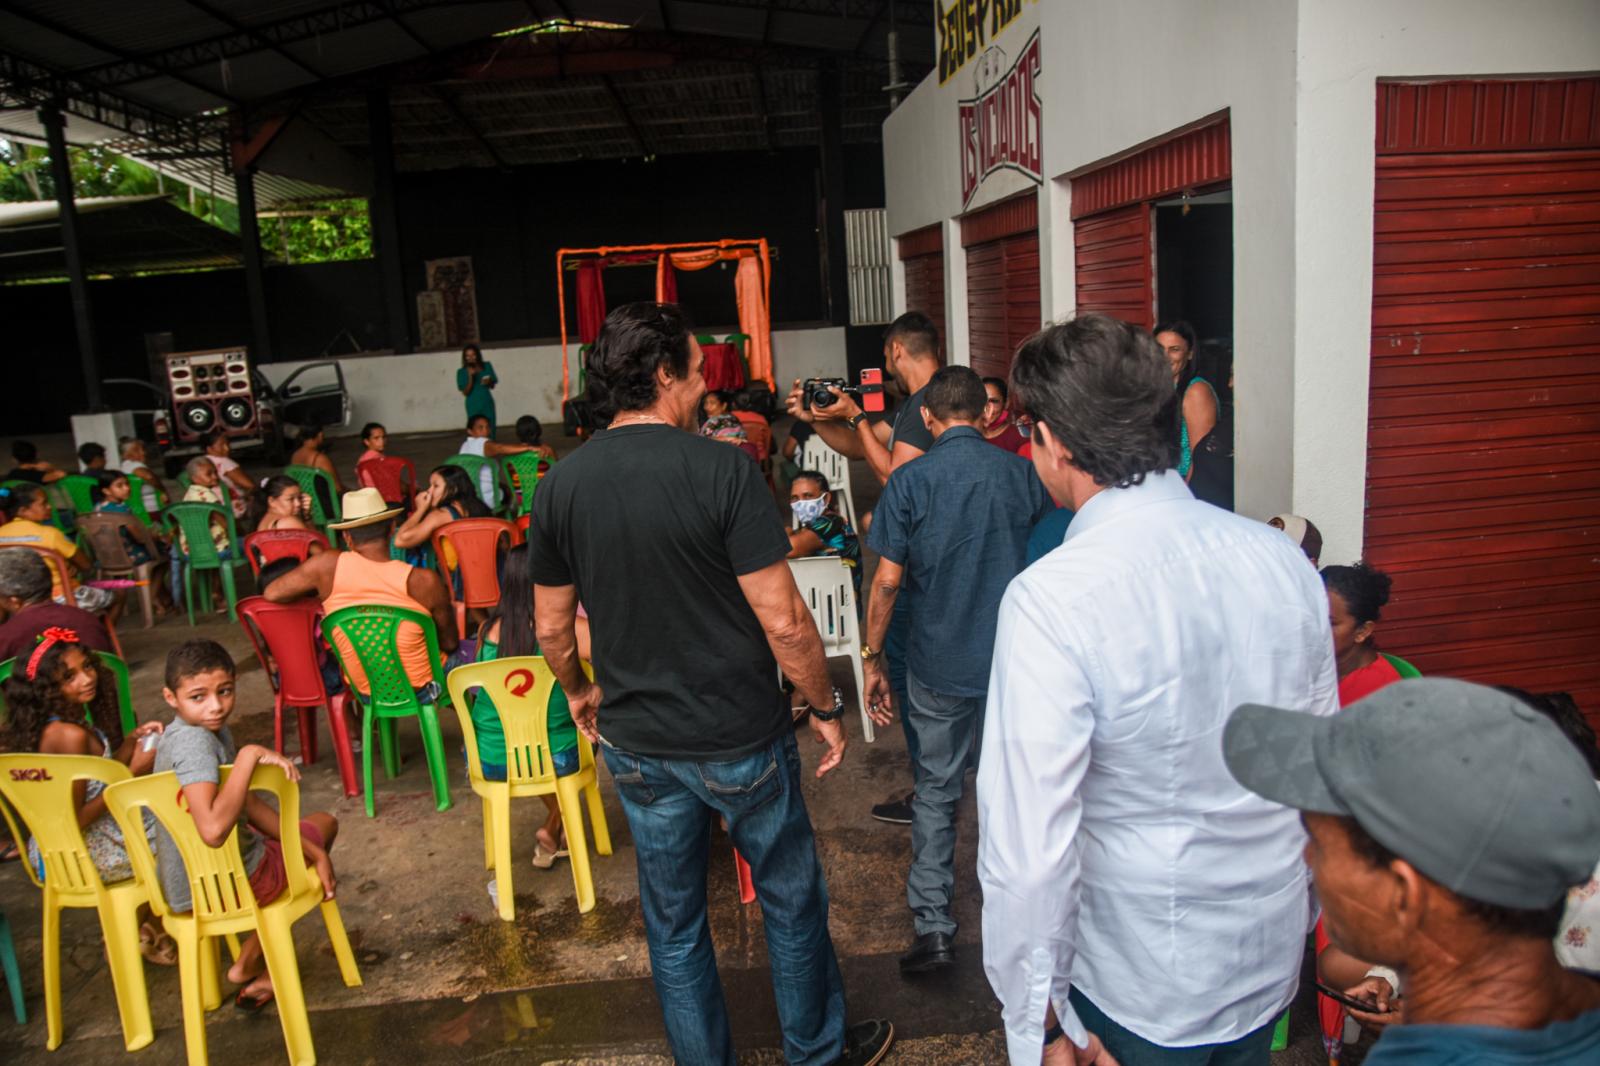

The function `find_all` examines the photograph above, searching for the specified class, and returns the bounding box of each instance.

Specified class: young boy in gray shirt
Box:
[154,638,340,1010]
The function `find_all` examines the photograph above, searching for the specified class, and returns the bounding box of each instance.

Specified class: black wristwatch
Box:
[845,413,867,431]
[810,686,847,722]
[1043,1022,1064,1048]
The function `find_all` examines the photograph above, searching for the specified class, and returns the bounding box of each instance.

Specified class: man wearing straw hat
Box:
[265,486,458,700]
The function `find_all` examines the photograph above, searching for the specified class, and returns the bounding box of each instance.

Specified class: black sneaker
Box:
[832,1018,894,1066]
[870,791,914,825]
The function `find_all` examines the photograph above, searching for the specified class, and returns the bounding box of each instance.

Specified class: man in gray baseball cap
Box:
[1224,677,1600,1064]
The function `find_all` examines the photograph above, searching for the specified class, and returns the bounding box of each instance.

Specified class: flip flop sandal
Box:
[234,983,275,1013]
[138,924,178,967]
[531,839,569,870]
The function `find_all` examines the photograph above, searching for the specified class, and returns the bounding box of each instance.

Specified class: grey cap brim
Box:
[1223,703,1350,816]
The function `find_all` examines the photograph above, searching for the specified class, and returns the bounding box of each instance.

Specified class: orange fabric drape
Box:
[558,238,775,398]
[735,254,771,386]
[655,254,678,303]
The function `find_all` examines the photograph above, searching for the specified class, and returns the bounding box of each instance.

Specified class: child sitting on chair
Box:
[153,639,339,1011]
[469,544,589,868]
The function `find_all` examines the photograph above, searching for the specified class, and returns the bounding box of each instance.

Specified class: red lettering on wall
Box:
[958,31,1043,207]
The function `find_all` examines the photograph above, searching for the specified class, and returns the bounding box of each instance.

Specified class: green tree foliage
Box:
[267,200,373,263]
[1,139,369,264]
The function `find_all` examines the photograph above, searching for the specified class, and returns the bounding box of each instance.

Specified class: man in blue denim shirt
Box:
[864,365,1052,976]
[530,302,893,1066]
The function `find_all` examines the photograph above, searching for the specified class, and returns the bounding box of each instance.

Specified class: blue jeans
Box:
[479,745,578,783]
[1070,987,1276,1066]
[884,597,918,779]
[905,674,985,936]
[603,731,846,1065]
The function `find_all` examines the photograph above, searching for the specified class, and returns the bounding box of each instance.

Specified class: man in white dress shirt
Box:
[977,314,1339,1066]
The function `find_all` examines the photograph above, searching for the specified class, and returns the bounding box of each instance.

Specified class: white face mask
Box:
[790,495,828,526]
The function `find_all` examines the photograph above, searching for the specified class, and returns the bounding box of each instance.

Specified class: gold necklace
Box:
[609,413,673,429]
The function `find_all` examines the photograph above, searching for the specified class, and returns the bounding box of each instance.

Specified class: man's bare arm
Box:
[262,553,333,603]
[864,557,904,653]
[533,583,585,694]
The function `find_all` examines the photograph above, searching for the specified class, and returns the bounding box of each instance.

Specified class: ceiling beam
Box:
[430,86,508,168]
[0,50,212,148]
[750,63,776,151]
[375,0,435,54]
[852,0,887,54]
[0,2,243,107]
[177,0,326,81]
[599,75,650,158]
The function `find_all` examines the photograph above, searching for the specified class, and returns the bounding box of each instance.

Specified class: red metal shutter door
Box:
[902,252,947,349]
[1367,79,1600,715]
[966,232,1041,380]
[1073,204,1152,327]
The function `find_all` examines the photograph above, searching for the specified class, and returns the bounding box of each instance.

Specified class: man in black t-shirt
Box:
[783,311,944,827]
[530,302,894,1066]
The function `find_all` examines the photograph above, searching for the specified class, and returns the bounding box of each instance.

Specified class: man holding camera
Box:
[786,310,944,826]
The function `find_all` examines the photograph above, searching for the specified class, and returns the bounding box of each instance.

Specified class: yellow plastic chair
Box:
[447,657,612,921]
[0,753,154,1051]
[103,764,362,1066]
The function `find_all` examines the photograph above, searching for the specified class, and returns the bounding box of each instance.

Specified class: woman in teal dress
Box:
[457,344,498,429]
[1155,320,1218,480]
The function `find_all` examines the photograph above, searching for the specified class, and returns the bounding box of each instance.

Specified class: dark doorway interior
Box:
[1155,199,1232,345]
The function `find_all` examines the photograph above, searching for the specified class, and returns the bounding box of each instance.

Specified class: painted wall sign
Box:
[937,0,1037,85]
[959,30,1043,207]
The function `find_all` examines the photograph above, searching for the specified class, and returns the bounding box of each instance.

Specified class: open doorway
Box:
[1156,188,1233,509]
[1155,189,1232,342]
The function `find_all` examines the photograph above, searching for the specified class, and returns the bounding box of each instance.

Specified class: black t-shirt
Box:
[528,424,792,760]
[889,385,934,454]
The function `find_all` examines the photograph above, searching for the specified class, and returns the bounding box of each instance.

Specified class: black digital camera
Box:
[803,377,859,408]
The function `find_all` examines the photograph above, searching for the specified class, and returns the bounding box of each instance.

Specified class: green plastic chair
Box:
[1382,652,1422,679]
[442,454,505,514]
[0,906,24,1024]
[0,651,137,737]
[123,474,159,529]
[58,474,101,517]
[162,502,246,624]
[175,472,192,492]
[321,604,453,817]
[497,453,549,518]
[283,465,341,535]
[1270,1008,1289,1051]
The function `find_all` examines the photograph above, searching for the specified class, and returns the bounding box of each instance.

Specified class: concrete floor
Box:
[0,425,1366,1064]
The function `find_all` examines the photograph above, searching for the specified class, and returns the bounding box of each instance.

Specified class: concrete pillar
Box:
[818,61,849,327]
[231,165,272,362]
[40,105,100,407]
[367,86,412,354]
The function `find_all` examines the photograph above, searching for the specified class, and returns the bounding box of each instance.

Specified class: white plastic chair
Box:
[800,439,859,533]
[787,556,873,743]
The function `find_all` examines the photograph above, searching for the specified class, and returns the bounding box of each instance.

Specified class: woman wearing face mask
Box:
[784,470,860,599]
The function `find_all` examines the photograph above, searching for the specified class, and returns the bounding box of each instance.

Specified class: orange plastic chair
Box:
[237,596,361,798]
[513,513,531,542]
[102,764,362,1066]
[29,546,125,659]
[242,529,330,579]
[446,657,612,921]
[0,753,153,1050]
[431,517,515,625]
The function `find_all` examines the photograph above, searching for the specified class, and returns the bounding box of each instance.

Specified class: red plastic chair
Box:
[237,596,360,797]
[512,513,531,542]
[431,518,516,622]
[734,850,755,905]
[242,528,330,578]
[356,456,419,512]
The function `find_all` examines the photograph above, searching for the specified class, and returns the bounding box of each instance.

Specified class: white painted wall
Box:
[883,0,1600,566]
[1290,0,1600,563]
[258,326,847,436]
[1036,0,1300,530]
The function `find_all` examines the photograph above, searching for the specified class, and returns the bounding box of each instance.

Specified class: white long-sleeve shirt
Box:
[978,471,1339,1062]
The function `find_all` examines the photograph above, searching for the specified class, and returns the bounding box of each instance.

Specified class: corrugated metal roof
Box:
[1,3,933,180]
[0,193,243,279]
